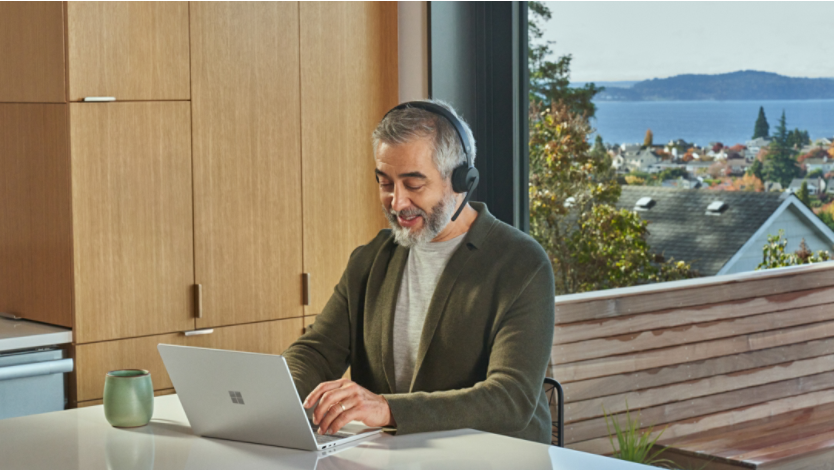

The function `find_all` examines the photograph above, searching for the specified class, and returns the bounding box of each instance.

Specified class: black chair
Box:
[544,377,564,447]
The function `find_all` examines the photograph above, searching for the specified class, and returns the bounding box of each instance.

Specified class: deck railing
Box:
[550,262,834,454]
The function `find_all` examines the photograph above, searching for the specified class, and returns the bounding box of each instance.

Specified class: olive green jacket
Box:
[283,203,555,443]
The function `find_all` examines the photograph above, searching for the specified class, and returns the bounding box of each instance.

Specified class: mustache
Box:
[387,206,427,220]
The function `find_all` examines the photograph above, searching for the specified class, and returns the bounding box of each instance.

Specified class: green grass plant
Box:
[603,401,673,468]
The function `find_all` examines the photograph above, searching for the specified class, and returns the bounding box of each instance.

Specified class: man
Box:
[282,100,555,444]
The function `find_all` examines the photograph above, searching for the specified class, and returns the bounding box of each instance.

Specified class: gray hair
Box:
[372,99,476,179]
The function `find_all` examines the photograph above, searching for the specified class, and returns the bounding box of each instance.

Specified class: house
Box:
[625,148,662,172]
[764,181,783,192]
[788,177,826,195]
[803,156,834,174]
[745,137,772,154]
[616,186,834,276]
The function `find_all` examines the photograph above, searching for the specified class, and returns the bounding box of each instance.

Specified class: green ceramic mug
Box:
[103,369,154,428]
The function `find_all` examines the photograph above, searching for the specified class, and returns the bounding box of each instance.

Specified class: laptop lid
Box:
[158,344,320,451]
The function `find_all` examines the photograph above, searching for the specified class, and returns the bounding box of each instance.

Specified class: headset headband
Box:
[383,101,473,166]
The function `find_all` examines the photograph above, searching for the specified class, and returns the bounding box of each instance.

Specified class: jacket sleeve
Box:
[382,260,556,436]
[282,261,354,401]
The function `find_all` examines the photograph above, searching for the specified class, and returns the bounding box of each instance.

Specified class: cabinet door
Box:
[0,104,73,327]
[70,102,195,343]
[191,2,304,329]
[0,2,66,103]
[74,318,304,403]
[66,2,190,101]
[300,2,398,315]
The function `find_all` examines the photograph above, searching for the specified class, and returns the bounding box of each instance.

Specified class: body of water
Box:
[592,99,834,147]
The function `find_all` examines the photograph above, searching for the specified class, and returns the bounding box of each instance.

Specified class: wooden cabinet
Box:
[0,3,66,103]
[0,1,397,407]
[75,318,304,403]
[66,2,190,101]
[0,104,73,327]
[70,102,195,343]
[300,2,397,315]
[190,2,304,329]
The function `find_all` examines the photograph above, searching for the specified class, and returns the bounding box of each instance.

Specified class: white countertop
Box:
[0,394,652,470]
[0,317,72,353]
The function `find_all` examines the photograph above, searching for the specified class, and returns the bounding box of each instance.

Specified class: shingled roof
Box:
[615,186,788,275]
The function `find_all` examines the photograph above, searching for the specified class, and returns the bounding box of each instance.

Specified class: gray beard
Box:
[384,192,458,248]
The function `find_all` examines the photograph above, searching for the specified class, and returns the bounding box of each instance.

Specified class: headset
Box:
[381,101,480,222]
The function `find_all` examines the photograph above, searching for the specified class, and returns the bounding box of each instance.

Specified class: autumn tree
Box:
[753,106,769,139]
[528,102,696,295]
[758,230,830,270]
[528,2,603,118]
[644,129,653,147]
[728,174,764,192]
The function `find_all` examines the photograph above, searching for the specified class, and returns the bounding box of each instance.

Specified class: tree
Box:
[747,159,764,180]
[727,174,764,192]
[644,129,653,147]
[787,128,811,149]
[762,111,801,187]
[807,168,825,179]
[528,102,696,295]
[797,181,811,206]
[758,230,830,270]
[528,2,603,118]
[753,106,769,139]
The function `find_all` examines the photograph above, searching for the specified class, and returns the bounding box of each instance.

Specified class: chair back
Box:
[544,377,564,447]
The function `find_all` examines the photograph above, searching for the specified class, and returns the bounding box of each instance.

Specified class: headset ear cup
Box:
[452,165,477,193]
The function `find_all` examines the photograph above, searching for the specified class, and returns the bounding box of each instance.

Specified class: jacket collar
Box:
[378,202,498,392]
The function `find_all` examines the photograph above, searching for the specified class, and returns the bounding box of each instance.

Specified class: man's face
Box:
[375,138,457,247]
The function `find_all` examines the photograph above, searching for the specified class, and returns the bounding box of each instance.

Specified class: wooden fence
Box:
[550,262,834,455]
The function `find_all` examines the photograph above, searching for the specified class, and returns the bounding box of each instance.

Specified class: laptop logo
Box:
[229,391,245,405]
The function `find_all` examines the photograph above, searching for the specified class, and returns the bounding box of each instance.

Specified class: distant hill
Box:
[595,71,834,101]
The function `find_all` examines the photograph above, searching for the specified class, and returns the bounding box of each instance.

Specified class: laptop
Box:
[157,344,383,451]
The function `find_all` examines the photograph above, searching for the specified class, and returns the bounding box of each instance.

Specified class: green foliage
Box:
[757,230,831,270]
[797,181,811,206]
[747,159,764,180]
[807,168,825,179]
[762,111,801,186]
[603,402,673,467]
[528,103,697,295]
[819,211,834,232]
[787,128,811,149]
[528,2,602,118]
[753,106,769,139]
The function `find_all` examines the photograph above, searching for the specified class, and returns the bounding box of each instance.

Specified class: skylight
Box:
[706,201,728,215]
[635,197,656,211]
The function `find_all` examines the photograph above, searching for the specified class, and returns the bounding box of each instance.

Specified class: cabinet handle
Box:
[82,97,116,102]
[194,284,203,318]
[0,312,22,320]
[183,329,214,337]
[302,273,310,306]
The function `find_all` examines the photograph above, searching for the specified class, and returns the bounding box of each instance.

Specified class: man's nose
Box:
[391,185,411,212]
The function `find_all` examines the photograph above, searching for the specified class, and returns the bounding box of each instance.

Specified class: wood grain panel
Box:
[569,389,834,455]
[67,2,189,101]
[0,2,66,102]
[555,303,834,365]
[75,318,304,402]
[554,263,834,324]
[564,337,834,402]
[567,354,834,423]
[567,371,834,445]
[552,319,834,383]
[300,1,397,314]
[556,286,834,344]
[70,102,194,343]
[190,2,304,328]
[0,104,73,327]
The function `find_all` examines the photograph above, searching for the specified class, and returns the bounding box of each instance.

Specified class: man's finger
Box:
[326,406,363,435]
[319,401,362,435]
[313,387,354,426]
[304,379,345,408]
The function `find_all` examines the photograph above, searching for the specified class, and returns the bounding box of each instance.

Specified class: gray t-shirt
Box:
[393,234,466,393]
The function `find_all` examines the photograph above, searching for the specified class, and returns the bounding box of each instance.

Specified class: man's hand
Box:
[303,378,396,435]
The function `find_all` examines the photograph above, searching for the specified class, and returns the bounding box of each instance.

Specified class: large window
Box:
[528,1,834,295]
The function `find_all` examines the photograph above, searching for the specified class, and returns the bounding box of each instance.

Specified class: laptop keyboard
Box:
[309,419,351,443]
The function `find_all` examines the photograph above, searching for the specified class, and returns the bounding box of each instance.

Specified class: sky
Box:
[538,2,834,83]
